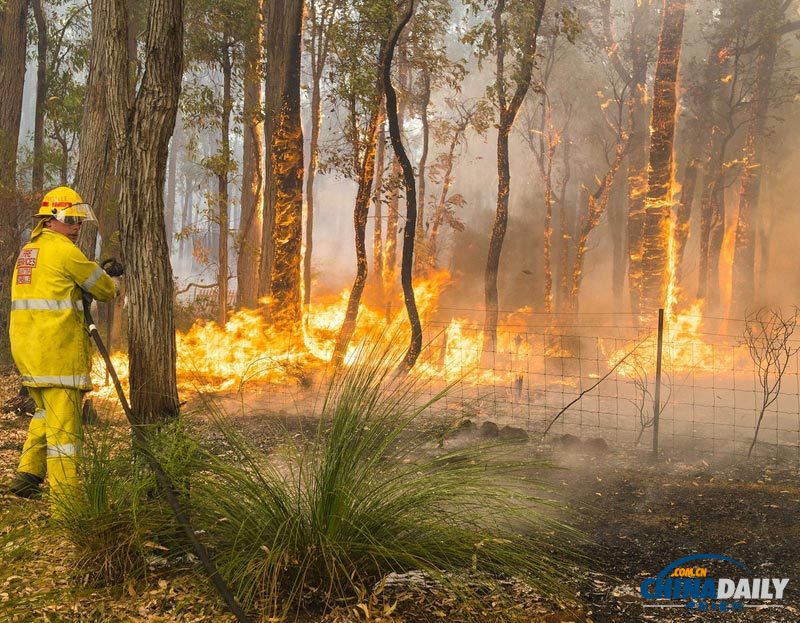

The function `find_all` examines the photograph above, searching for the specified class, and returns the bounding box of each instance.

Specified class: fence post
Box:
[652,308,664,458]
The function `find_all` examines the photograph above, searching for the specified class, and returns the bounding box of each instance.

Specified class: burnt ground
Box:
[1,373,799,622]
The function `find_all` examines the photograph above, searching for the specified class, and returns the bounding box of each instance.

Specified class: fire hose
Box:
[82,293,250,623]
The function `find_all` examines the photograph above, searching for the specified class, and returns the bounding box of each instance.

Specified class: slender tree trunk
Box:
[237,0,264,309]
[384,0,420,371]
[673,154,699,290]
[569,140,626,310]
[332,108,382,366]
[75,0,116,261]
[217,44,232,326]
[31,0,47,192]
[0,0,29,364]
[414,68,431,275]
[556,133,571,311]
[102,0,183,423]
[625,0,652,316]
[608,179,627,311]
[638,0,685,314]
[304,55,322,311]
[371,112,386,296]
[263,0,304,330]
[731,34,777,317]
[483,0,545,355]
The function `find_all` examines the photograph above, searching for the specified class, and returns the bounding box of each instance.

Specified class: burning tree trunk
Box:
[731,34,778,318]
[371,111,386,296]
[638,0,685,314]
[483,0,545,356]
[263,0,304,330]
[384,0,421,371]
[236,1,264,310]
[332,109,382,366]
[673,152,700,290]
[101,0,183,423]
[625,0,653,316]
[0,0,29,363]
[217,43,233,327]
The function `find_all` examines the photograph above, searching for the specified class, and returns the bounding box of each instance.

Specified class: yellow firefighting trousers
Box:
[17,386,82,515]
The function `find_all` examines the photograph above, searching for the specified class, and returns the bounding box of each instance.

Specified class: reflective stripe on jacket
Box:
[10,228,116,390]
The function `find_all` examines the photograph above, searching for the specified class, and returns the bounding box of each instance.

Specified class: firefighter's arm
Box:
[64,245,117,302]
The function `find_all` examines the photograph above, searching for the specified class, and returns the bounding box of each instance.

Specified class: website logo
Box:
[639,554,788,613]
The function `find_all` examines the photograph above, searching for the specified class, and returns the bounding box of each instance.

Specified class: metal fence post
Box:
[653,308,664,458]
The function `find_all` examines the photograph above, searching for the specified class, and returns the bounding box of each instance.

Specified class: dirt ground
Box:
[1,373,799,622]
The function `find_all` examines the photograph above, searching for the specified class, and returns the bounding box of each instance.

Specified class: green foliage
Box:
[52,420,195,587]
[181,344,581,618]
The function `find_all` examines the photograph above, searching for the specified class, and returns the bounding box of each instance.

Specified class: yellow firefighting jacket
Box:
[10,228,116,389]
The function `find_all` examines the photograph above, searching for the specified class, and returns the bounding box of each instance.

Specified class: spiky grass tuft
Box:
[186,343,582,618]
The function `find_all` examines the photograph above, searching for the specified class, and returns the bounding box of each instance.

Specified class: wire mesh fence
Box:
[243,307,800,462]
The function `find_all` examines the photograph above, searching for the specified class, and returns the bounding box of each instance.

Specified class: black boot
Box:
[9,472,43,499]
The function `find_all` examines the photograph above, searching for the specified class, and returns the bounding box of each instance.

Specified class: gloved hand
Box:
[101,257,125,277]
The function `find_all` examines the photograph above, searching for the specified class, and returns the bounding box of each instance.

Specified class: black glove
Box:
[101,258,124,277]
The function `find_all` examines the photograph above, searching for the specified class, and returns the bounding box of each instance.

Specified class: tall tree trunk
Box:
[414,68,431,275]
[102,0,182,423]
[332,108,382,366]
[371,112,386,295]
[731,34,777,317]
[608,178,627,312]
[569,140,626,310]
[638,0,685,314]
[483,0,545,355]
[384,0,420,371]
[75,0,116,261]
[31,0,47,193]
[625,0,652,316]
[263,0,304,330]
[217,44,232,327]
[673,154,699,290]
[556,132,571,312]
[0,0,29,364]
[237,0,264,309]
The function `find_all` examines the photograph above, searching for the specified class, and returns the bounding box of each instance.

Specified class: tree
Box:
[383,0,421,371]
[464,0,546,355]
[262,0,304,331]
[100,0,183,423]
[236,0,264,309]
[329,0,394,365]
[638,0,685,314]
[0,0,29,364]
[303,0,341,310]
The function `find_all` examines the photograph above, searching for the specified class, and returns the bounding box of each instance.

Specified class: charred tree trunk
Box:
[0,0,29,363]
[31,0,47,193]
[731,34,777,317]
[483,0,545,356]
[263,0,304,330]
[625,0,652,317]
[332,108,382,366]
[556,132,571,312]
[237,1,264,309]
[384,0,420,371]
[414,68,431,275]
[673,153,699,290]
[217,44,232,327]
[638,0,685,314]
[102,0,182,423]
[569,140,626,310]
[371,112,386,295]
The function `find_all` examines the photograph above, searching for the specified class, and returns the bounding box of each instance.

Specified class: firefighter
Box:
[8,186,121,513]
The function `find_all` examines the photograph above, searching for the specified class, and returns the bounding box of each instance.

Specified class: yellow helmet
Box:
[37,186,97,224]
